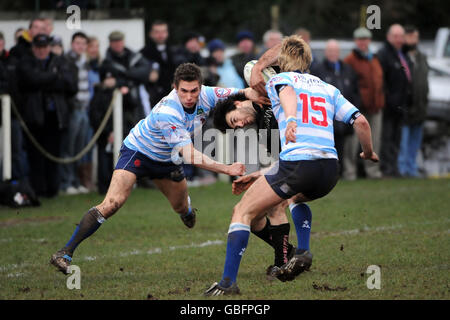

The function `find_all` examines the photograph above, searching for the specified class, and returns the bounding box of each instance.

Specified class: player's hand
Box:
[285,121,297,144]
[360,151,379,162]
[226,162,246,176]
[250,65,267,96]
[232,175,258,195]
[244,87,271,105]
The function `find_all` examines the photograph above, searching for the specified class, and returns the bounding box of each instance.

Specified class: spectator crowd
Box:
[0,18,429,203]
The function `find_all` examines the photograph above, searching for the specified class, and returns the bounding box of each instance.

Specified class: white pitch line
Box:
[1,219,448,274]
[147,248,162,255]
[168,240,224,251]
[0,239,224,274]
[7,272,25,278]
[313,224,404,237]
[0,238,46,243]
[312,219,450,238]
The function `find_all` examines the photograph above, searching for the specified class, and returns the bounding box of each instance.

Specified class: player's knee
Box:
[100,196,127,217]
[231,203,245,220]
[232,202,257,222]
[266,201,287,219]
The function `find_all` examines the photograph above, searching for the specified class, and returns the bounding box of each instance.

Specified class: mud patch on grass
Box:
[168,287,191,295]
[312,282,347,292]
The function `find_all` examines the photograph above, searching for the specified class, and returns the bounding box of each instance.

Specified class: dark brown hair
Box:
[173,63,203,88]
[213,92,247,133]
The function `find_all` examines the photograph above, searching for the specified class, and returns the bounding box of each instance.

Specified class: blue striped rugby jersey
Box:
[123,86,240,162]
[266,72,359,161]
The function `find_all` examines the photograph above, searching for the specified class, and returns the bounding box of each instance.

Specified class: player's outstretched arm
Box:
[179,143,246,176]
[250,43,282,95]
[353,115,379,162]
[232,167,271,195]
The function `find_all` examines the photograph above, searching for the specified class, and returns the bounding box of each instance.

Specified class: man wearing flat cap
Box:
[94,30,153,192]
[343,27,384,180]
[100,30,153,129]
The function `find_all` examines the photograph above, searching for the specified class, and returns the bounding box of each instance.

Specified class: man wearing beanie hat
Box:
[208,38,244,89]
[173,31,206,67]
[231,30,257,84]
[343,27,384,180]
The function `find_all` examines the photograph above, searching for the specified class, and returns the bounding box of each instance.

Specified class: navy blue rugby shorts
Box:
[264,158,339,200]
[115,144,185,182]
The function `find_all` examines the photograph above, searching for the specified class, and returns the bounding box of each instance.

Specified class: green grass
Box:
[0,178,449,300]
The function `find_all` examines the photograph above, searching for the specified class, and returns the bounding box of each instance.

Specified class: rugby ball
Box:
[243,60,277,86]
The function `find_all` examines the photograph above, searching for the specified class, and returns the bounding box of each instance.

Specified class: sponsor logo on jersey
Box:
[269,76,284,84]
[214,87,231,98]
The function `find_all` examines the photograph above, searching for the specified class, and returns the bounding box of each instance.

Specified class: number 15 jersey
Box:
[266,72,359,161]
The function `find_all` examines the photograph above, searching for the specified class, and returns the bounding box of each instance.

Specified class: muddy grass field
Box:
[0,178,449,300]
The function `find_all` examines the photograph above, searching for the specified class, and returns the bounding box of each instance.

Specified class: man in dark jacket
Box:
[231,30,258,86]
[398,26,429,177]
[9,18,46,63]
[0,31,9,105]
[377,24,413,177]
[17,34,77,197]
[88,82,115,195]
[0,32,26,181]
[140,20,175,106]
[100,31,153,135]
[6,19,47,183]
[94,31,153,193]
[310,39,360,168]
[173,31,207,67]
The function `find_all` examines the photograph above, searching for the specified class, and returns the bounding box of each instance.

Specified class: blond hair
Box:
[278,35,312,73]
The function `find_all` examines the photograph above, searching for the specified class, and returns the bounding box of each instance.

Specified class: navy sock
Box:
[63,207,106,255]
[220,223,250,287]
[289,203,312,251]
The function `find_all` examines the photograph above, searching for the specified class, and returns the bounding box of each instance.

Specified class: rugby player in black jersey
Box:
[213,92,296,281]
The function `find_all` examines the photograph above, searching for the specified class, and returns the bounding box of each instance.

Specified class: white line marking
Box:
[0,239,224,273]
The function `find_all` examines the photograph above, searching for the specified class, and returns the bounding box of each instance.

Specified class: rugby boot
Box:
[180,208,197,228]
[204,281,240,296]
[266,245,296,281]
[50,249,72,275]
[280,250,313,281]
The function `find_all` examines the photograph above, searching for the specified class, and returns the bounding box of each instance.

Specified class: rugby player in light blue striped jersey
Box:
[50,63,269,275]
[205,35,379,296]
